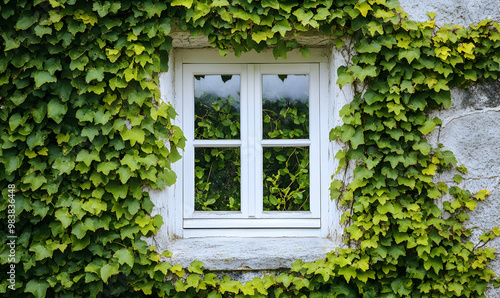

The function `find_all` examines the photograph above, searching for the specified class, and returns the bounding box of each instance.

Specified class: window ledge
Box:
[164,237,336,271]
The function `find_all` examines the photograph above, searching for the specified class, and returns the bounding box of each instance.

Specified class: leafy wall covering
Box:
[0,0,499,297]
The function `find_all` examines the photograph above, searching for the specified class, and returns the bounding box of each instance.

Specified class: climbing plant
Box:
[0,0,499,297]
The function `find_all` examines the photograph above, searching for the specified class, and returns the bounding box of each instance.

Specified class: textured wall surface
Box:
[400,0,500,27]
[401,0,500,296]
[426,83,500,297]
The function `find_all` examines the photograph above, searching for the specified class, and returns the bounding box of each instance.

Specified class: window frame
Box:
[165,48,337,239]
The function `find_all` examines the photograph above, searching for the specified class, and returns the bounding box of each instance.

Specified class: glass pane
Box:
[195,147,240,211]
[263,147,309,211]
[262,75,309,139]
[195,75,240,139]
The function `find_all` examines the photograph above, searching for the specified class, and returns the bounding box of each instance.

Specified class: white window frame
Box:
[183,63,320,232]
[160,48,340,240]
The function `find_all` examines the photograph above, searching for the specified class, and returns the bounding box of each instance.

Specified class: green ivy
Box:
[1,0,499,297]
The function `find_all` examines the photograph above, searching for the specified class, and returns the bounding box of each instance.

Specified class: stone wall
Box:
[400,1,500,296]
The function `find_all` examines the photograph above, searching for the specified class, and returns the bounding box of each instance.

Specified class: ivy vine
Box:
[0,0,499,297]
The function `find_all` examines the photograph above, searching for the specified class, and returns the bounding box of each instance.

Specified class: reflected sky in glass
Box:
[194,75,241,139]
[194,75,240,104]
[262,74,308,102]
[262,75,309,139]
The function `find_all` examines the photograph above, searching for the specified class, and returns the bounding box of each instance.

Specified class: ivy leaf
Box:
[34,25,52,37]
[34,71,57,88]
[474,189,490,201]
[121,127,146,146]
[351,127,364,149]
[338,266,357,283]
[337,69,354,88]
[47,98,68,124]
[101,262,120,283]
[94,110,112,125]
[293,8,314,25]
[55,208,73,229]
[347,224,363,240]
[72,221,88,239]
[398,48,420,64]
[252,30,274,43]
[299,46,310,58]
[135,214,151,228]
[30,244,53,261]
[355,1,372,17]
[160,169,177,186]
[15,11,39,30]
[434,90,451,108]
[351,65,378,81]
[313,7,331,21]
[117,166,132,184]
[53,156,75,175]
[11,90,27,106]
[123,198,140,215]
[356,39,381,53]
[122,154,140,171]
[387,244,406,260]
[212,0,229,6]
[364,90,384,105]
[106,181,129,200]
[422,164,437,175]
[22,171,47,191]
[171,0,193,8]
[262,0,279,9]
[155,262,172,275]
[86,67,105,83]
[115,248,135,268]
[277,273,293,288]
[76,149,101,167]
[70,55,89,71]
[97,161,119,175]
[418,118,436,135]
[9,113,24,131]
[272,19,291,37]
[25,280,49,298]
[81,126,100,142]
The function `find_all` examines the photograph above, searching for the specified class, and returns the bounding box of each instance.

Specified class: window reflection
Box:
[194,75,240,139]
[262,75,309,139]
[263,147,310,211]
[195,147,241,211]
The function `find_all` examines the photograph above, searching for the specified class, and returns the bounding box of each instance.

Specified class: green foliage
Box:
[1,0,499,297]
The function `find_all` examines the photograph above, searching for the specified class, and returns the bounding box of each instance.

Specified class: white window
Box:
[182,63,320,237]
[158,49,339,241]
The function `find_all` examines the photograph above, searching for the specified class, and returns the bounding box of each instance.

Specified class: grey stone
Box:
[164,237,336,271]
[400,0,500,27]
[429,80,500,297]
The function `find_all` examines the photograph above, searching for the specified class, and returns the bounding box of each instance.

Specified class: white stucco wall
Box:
[400,0,500,27]
[401,0,500,296]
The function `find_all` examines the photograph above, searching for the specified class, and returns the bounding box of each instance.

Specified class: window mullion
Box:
[240,64,250,218]
[246,64,258,218]
[253,64,264,218]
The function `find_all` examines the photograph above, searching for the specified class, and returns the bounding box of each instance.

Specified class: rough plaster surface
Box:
[400,0,500,27]
[426,80,500,296]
